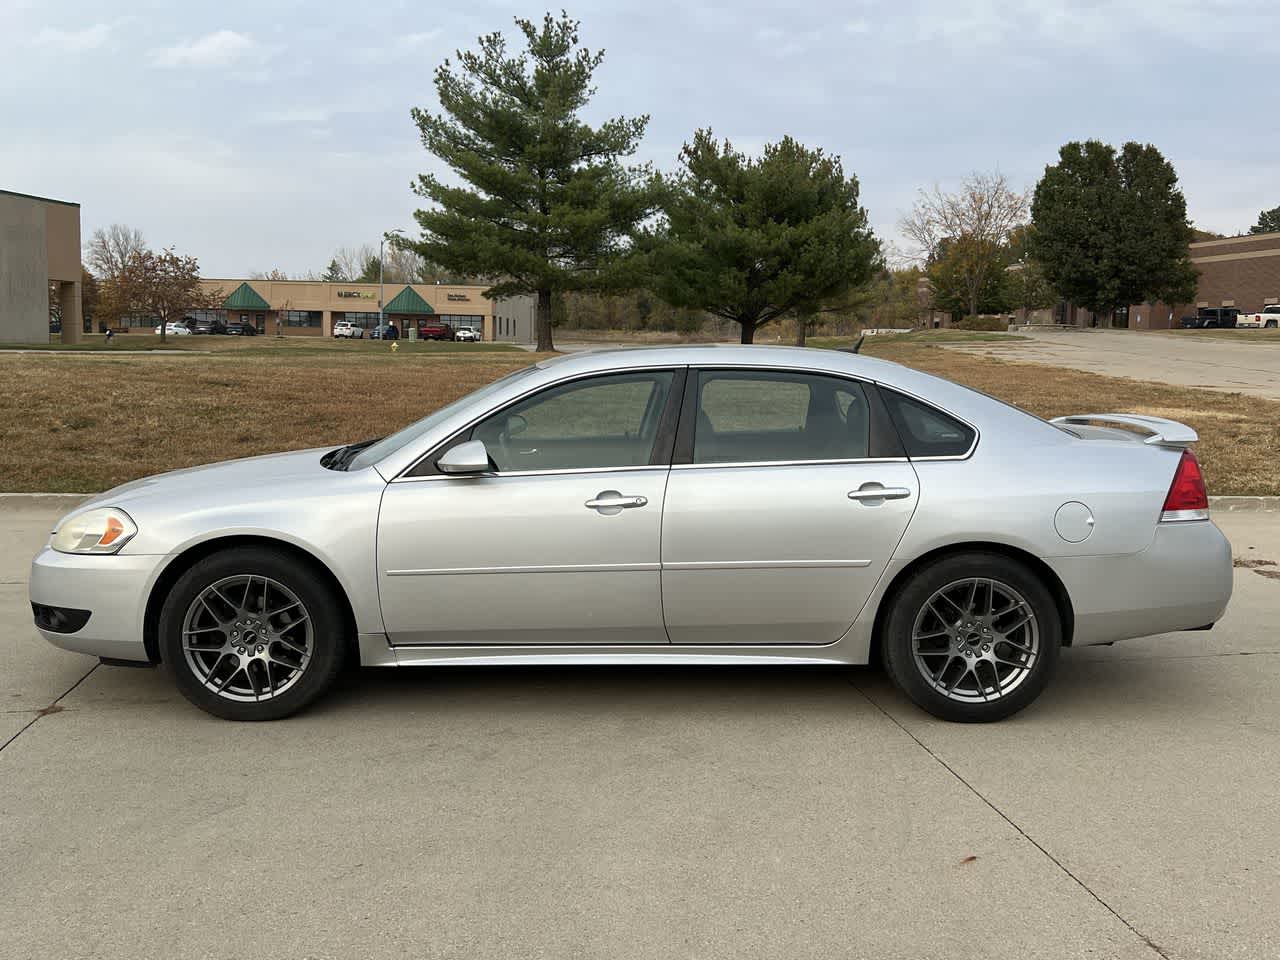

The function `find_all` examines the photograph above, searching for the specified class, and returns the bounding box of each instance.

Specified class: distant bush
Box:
[956,316,1010,331]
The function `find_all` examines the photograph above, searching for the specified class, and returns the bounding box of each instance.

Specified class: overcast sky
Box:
[3,0,1276,277]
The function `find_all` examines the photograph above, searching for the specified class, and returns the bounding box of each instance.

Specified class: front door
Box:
[377,369,681,646]
[661,368,918,645]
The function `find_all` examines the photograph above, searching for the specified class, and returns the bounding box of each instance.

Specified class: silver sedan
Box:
[30,346,1232,722]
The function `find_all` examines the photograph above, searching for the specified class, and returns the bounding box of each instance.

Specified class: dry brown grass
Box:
[865,341,1280,497]
[2,340,1278,495]
[0,352,546,492]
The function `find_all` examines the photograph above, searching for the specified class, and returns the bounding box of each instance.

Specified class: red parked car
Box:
[418,321,455,341]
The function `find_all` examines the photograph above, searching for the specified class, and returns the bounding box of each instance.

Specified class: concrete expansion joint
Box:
[851,681,1172,959]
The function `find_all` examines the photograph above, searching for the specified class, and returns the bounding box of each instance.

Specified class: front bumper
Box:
[28,547,166,661]
[1046,519,1233,646]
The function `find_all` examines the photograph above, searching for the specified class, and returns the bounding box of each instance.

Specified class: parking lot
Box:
[950,327,1280,401]
[3,498,1280,960]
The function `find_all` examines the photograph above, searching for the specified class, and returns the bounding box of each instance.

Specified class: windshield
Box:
[347,363,540,471]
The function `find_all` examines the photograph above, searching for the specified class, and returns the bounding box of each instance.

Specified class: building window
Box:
[439,313,483,332]
[282,310,322,327]
[340,311,382,330]
[187,309,226,324]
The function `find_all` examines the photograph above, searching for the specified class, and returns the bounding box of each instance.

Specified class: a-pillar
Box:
[59,281,82,344]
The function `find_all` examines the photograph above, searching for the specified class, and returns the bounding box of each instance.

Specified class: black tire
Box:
[1267,320,1277,329]
[158,547,347,721]
[881,552,1061,722]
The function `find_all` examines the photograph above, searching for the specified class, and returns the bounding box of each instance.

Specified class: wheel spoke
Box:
[964,580,979,616]
[265,600,302,620]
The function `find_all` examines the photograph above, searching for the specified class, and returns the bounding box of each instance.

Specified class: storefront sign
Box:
[337,290,376,299]
[447,293,470,302]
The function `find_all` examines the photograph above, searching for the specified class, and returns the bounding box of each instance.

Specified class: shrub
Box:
[956,316,1010,331]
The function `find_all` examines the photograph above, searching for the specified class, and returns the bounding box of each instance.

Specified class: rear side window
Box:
[881,390,975,458]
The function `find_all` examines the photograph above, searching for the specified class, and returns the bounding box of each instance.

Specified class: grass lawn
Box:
[1,335,1276,495]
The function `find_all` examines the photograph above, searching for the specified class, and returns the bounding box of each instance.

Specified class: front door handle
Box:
[848,485,912,502]
[585,492,648,513]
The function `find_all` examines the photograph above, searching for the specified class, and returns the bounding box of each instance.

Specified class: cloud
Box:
[32,23,112,52]
[398,30,441,50]
[152,30,254,68]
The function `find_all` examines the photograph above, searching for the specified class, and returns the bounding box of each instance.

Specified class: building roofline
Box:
[0,188,80,208]
[1190,230,1280,249]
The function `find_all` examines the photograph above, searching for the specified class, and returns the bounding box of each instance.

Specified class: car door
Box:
[377,368,683,646]
[660,368,919,645]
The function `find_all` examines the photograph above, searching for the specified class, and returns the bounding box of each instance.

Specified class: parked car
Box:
[154,321,192,336]
[333,320,363,339]
[370,324,400,340]
[223,321,257,336]
[1192,307,1240,328]
[1235,305,1280,329]
[453,327,482,343]
[188,317,226,335]
[31,346,1232,723]
[418,321,455,341]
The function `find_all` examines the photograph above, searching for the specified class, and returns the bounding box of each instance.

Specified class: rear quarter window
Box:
[881,389,976,458]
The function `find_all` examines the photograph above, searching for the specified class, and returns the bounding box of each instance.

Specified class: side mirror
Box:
[437,439,492,475]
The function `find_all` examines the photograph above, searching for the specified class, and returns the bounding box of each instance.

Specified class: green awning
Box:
[383,286,435,315]
[221,282,270,310]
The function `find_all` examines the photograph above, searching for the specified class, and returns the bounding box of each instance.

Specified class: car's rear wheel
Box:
[158,547,346,721]
[1267,320,1277,329]
[881,553,1061,722]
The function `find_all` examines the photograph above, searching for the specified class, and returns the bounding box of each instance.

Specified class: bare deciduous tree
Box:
[900,172,1029,320]
[249,268,290,280]
[86,224,147,280]
[101,247,218,343]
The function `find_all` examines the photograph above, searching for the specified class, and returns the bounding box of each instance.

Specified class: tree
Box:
[105,247,216,344]
[1031,140,1196,324]
[321,258,346,282]
[250,268,289,280]
[86,224,146,280]
[647,130,881,344]
[1250,205,1280,235]
[408,12,660,351]
[81,265,99,330]
[900,172,1028,321]
[1001,225,1056,318]
[356,254,382,284]
[927,236,1009,319]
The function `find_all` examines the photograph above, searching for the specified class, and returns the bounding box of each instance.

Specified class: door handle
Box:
[848,485,912,502]
[585,493,648,511]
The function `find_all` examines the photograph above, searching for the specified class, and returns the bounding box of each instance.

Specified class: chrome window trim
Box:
[391,464,668,484]
[387,562,662,576]
[671,457,909,471]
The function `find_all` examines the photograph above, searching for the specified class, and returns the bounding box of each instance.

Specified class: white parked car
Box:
[1235,305,1280,329]
[454,328,482,342]
[154,322,191,336]
[333,320,363,339]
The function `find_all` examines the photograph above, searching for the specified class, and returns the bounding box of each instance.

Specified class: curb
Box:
[4,492,1280,511]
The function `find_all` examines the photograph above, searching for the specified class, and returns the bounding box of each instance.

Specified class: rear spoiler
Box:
[1050,413,1198,447]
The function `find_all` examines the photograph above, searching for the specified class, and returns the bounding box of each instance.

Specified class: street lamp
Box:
[379,228,406,333]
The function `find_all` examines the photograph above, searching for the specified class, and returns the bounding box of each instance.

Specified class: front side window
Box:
[692,370,870,464]
[473,371,675,472]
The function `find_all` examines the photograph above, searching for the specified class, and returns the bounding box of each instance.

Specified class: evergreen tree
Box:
[408,13,660,351]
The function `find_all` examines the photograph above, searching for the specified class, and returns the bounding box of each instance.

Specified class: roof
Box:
[221,282,270,310]
[0,188,80,207]
[383,286,435,314]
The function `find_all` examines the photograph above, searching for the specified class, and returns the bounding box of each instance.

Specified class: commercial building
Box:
[0,189,82,344]
[157,278,499,339]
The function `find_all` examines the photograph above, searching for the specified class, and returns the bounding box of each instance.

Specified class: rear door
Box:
[660,368,919,645]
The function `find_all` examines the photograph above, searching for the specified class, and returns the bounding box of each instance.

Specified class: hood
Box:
[83,447,337,510]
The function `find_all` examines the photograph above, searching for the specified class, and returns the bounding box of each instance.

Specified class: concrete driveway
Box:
[950,327,1280,400]
[3,501,1279,960]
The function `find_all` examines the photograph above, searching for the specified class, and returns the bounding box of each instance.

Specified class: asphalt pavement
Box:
[3,501,1279,960]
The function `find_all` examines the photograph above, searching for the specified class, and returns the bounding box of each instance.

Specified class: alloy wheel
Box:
[181,575,313,702]
[910,577,1040,703]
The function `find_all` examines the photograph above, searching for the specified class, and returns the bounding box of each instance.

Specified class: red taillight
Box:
[1161,448,1209,519]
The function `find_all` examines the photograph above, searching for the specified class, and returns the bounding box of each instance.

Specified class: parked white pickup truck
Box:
[1236,305,1280,329]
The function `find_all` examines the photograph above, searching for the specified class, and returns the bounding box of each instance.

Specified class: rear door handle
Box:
[585,493,648,511]
[848,485,912,502]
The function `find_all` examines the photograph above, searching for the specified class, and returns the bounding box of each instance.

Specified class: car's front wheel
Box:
[881,553,1061,722]
[158,547,347,721]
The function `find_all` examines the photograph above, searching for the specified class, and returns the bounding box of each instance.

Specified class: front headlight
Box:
[50,508,138,555]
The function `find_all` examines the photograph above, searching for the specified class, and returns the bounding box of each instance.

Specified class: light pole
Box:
[379,228,406,334]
